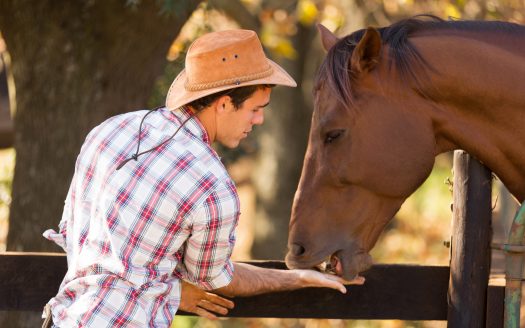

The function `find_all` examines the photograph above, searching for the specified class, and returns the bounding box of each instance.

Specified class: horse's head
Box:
[285,24,436,279]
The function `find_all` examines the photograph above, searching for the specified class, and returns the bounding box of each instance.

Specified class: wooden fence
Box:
[0,151,507,327]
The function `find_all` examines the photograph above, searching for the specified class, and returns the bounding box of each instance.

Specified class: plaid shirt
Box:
[44,106,239,327]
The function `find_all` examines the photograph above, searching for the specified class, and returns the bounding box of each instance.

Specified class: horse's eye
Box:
[324,129,345,144]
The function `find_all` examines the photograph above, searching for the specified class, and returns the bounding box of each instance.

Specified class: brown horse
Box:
[285,15,525,280]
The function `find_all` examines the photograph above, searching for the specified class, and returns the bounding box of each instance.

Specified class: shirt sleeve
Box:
[43,173,76,251]
[177,181,239,290]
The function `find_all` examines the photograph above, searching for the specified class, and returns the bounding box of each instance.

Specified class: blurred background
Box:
[0,0,524,327]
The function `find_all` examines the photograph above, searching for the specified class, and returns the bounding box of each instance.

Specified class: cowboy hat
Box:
[165,29,297,110]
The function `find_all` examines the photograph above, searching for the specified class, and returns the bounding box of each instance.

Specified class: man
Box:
[42,29,364,327]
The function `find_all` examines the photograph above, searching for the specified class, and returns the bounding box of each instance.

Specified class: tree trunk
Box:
[0,1,201,326]
[0,0,201,252]
[251,23,319,259]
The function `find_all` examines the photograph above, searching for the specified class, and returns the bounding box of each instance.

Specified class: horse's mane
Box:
[316,15,525,107]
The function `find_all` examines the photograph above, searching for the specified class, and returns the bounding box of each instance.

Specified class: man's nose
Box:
[252,111,264,125]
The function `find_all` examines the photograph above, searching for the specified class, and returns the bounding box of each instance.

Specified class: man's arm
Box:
[214,262,365,298]
[178,262,364,319]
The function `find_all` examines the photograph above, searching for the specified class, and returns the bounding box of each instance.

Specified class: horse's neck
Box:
[415,32,525,107]
[415,32,525,201]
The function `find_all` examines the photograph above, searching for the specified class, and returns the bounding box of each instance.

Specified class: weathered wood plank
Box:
[220,263,450,320]
[0,253,65,312]
[0,253,451,320]
[448,151,493,328]
[486,284,505,328]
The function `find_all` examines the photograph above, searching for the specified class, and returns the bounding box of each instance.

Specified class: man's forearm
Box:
[213,262,307,297]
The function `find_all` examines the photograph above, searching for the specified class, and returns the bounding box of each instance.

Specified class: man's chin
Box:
[228,141,241,149]
[218,140,240,149]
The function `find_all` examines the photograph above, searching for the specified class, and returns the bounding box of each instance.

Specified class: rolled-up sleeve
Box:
[43,177,76,251]
[178,181,239,290]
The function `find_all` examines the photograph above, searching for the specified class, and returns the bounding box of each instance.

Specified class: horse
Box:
[285,15,525,280]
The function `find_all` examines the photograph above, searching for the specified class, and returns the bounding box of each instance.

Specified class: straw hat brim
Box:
[165,59,297,111]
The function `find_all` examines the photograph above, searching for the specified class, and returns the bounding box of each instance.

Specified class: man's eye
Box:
[324,129,345,144]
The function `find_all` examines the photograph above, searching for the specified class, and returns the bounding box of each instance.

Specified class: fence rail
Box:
[0,252,503,324]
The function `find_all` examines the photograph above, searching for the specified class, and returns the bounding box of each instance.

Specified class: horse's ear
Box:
[317,24,339,52]
[350,27,382,74]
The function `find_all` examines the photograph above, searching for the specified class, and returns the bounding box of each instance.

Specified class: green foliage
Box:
[156,0,190,16]
[149,60,184,109]
[170,316,199,328]
[0,148,15,251]
[0,149,14,208]
[371,153,454,266]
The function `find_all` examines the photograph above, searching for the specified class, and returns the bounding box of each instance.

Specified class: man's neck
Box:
[190,105,216,144]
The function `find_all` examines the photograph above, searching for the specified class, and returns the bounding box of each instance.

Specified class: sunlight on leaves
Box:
[261,28,298,59]
[297,0,319,26]
[319,4,345,33]
[445,3,462,19]
[273,38,298,59]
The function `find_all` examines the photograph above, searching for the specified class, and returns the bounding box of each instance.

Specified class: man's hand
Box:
[296,269,365,294]
[179,281,235,320]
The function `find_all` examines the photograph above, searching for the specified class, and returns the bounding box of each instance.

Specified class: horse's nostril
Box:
[291,243,306,256]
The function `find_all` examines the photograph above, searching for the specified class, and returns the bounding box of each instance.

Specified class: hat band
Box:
[184,65,274,91]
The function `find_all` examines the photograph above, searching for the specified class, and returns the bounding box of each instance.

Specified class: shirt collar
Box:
[162,106,211,145]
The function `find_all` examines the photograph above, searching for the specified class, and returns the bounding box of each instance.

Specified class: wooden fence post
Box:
[448,150,493,327]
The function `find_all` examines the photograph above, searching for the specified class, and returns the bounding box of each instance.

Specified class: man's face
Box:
[216,87,271,148]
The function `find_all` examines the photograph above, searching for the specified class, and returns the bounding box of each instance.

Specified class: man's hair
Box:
[187,84,274,112]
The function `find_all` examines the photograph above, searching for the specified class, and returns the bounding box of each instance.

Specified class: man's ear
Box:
[216,95,231,113]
